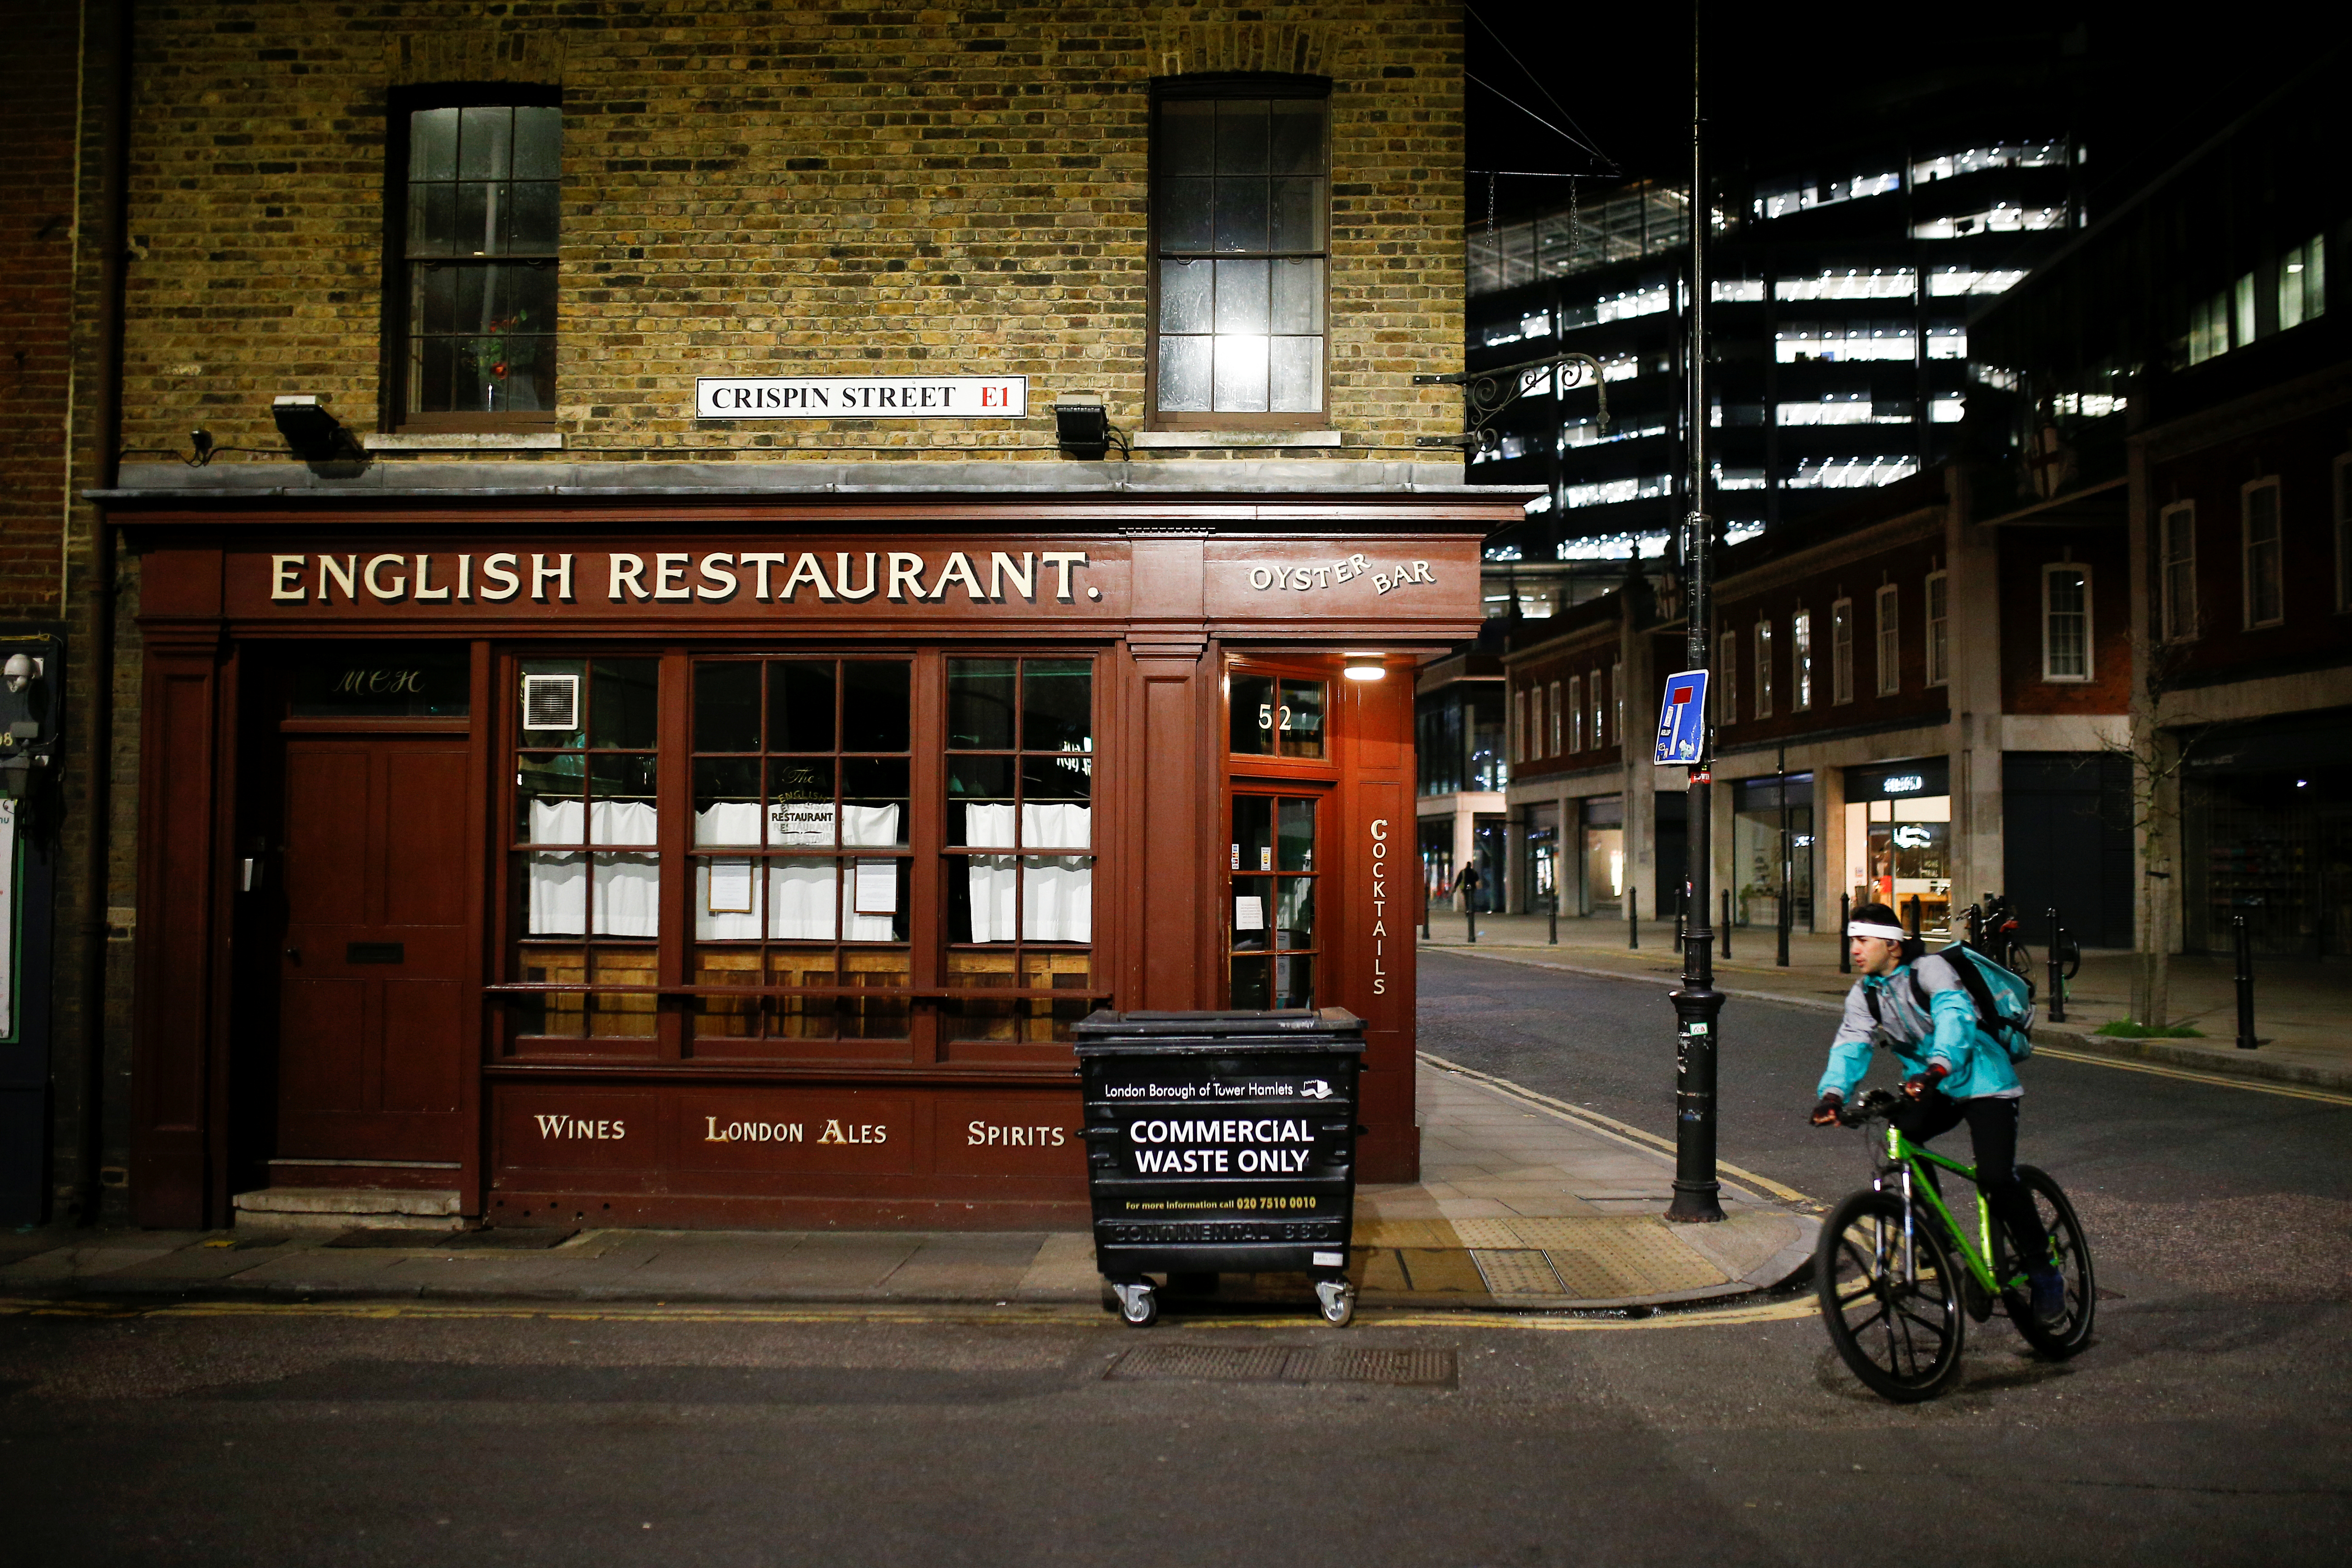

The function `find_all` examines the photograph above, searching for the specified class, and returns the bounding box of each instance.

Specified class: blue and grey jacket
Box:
[1816,954,2024,1102]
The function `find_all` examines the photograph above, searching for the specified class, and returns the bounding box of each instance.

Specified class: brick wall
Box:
[0,6,80,617]
[115,0,1464,462]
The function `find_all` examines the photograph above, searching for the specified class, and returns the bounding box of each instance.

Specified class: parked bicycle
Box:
[1814,1086,2096,1401]
[1960,892,2037,993]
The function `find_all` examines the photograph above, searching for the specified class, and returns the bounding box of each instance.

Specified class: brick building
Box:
[4,2,1495,1233]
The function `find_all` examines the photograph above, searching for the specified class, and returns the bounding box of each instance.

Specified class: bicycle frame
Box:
[1871,1122,2027,1295]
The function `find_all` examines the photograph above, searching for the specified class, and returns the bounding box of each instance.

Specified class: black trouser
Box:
[1890,1091,2051,1270]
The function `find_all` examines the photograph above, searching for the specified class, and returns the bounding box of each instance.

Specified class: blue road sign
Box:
[1654,668,1708,764]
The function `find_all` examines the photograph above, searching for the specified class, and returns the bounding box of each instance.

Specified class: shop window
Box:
[512,658,661,1040]
[1151,78,1330,426]
[1588,669,1605,750]
[2242,479,2283,628]
[1922,573,1949,686]
[1568,675,1585,753]
[1846,792,1951,935]
[1754,619,1774,718]
[687,659,916,1048]
[1230,792,1319,1007]
[1791,611,1814,711]
[1830,598,1855,704]
[394,92,560,428]
[1716,630,1737,725]
[1548,680,1563,756]
[2042,565,2092,681]
[943,658,1096,1044]
[1232,671,1327,759]
[2160,501,2198,641]
[1875,583,1901,695]
[1581,796,1625,916]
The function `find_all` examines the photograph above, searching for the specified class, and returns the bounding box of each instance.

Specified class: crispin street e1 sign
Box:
[1654,668,1709,764]
[696,375,1028,419]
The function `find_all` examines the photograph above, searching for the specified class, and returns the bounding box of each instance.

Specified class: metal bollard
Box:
[1905,896,1921,938]
[1720,888,1732,959]
[1548,893,1558,946]
[1838,893,1851,973]
[2234,914,2259,1049]
[2047,907,2066,1022]
[1466,891,1476,946]
[1627,887,1639,950]
[1777,876,1791,969]
[1421,882,1431,941]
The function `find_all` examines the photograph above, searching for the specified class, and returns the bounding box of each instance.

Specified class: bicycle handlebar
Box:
[1835,1087,1906,1126]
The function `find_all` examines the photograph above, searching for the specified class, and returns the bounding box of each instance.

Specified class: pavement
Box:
[1423,909,2352,1090]
[0,1058,1817,1317]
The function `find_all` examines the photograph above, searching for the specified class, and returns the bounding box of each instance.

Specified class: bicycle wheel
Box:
[2004,941,2038,999]
[2001,1165,2096,1357]
[1816,1189,1966,1401]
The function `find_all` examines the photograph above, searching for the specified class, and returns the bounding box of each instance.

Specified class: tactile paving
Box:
[1470,1248,1565,1298]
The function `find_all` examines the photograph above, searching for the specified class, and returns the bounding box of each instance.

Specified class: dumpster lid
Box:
[1070,1007,1365,1053]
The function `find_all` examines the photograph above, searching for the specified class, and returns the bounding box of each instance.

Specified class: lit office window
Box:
[1923,573,1949,687]
[2279,233,2328,330]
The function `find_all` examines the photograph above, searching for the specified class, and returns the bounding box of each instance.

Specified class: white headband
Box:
[1847,921,1911,942]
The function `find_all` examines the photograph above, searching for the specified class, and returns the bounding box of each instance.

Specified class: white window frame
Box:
[1611,659,1624,744]
[2241,477,2283,629]
[1791,611,1814,711]
[2041,563,2093,681]
[1754,618,1774,718]
[1875,583,1901,695]
[1512,687,1527,764]
[1829,595,1853,703]
[1568,675,1584,753]
[2159,500,2198,642]
[1589,669,1604,752]
[1716,629,1737,725]
[1923,572,1948,687]
[1548,679,1563,756]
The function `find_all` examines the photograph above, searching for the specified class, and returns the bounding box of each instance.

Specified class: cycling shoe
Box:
[2028,1266,2067,1324]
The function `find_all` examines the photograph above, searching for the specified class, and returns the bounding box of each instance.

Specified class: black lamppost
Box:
[1666,6,1725,1226]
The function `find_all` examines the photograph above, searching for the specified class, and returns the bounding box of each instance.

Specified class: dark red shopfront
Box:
[119,493,1499,1230]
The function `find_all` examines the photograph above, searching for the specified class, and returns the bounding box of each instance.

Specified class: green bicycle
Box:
[1815,1087,2096,1401]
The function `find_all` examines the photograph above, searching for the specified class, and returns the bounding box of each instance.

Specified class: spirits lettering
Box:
[966,1122,1069,1148]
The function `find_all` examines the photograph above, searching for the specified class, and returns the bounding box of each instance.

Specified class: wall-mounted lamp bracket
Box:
[1413,352,1611,458]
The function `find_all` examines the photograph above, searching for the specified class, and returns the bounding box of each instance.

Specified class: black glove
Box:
[1809,1094,1844,1127]
[1903,1062,1950,1100]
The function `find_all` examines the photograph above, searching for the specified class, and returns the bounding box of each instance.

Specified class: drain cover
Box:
[1106,1344,1455,1388]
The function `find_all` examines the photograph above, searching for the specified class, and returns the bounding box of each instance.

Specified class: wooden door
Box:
[277,736,471,1163]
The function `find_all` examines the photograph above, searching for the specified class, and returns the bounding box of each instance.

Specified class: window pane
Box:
[1020,857,1093,941]
[1160,99,1215,174]
[458,105,513,180]
[1230,955,1269,1009]
[769,661,836,752]
[1278,679,1325,758]
[1157,176,1212,252]
[1270,954,1313,1010]
[507,181,560,254]
[1212,333,1269,412]
[1269,258,1323,333]
[413,265,461,335]
[1215,99,1269,173]
[410,108,460,181]
[1273,876,1315,949]
[842,661,911,751]
[590,659,660,750]
[512,105,562,180]
[694,662,761,752]
[1234,796,1274,873]
[1212,178,1269,254]
[769,759,837,846]
[946,756,1015,844]
[497,333,556,413]
[407,182,456,257]
[592,855,660,938]
[843,758,909,848]
[518,755,584,843]
[1020,753,1091,814]
[1214,258,1270,333]
[455,181,496,256]
[1277,797,1316,871]
[1269,336,1321,412]
[1022,659,1092,752]
[692,758,762,844]
[769,858,839,939]
[588,948,657,1034]
[1230,673,1275,755]
[1157,334,1210,412]
[947,658,1017,749]
[1159,259,1213,333]
[1268,100,1324,175]
[1269,177,1326,251]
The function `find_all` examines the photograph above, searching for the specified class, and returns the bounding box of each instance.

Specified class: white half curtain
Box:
[963,802,1092,942]
[526,798,657,937]
[691,802,902,941]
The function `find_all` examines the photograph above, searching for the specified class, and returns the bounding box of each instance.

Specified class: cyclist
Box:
[1809,902,2066,1323]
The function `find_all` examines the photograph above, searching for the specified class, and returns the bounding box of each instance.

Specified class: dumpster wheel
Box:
[1315,1279,1356,1328]
[1112,1280,1159,1328]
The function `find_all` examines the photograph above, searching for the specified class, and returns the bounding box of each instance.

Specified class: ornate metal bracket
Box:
[1413,352,1611,456]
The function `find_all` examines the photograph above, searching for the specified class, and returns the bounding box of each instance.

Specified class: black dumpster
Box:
[1073,1007,1366,1327]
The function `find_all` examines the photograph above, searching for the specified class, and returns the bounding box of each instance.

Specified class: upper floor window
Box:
[2242,478,2283,628]
[1716,630,1738,725]
[1151,79,1330,427]
[1589,669,1605,750]
[1790,611,1814,710]
[1568,676,1585,753]
[1548,680,1563,755]
[397,94,561,427]
[2042,565,2092,680]
[1754,619,1775,718]
[2335,456,2351,614]
[1830,598,1855,703]
[1875,583,1901,695]
[1611,660,1624,744]
[1922,573,1949,686]
[1511,688,1527,764]
[2160,501,2198,641]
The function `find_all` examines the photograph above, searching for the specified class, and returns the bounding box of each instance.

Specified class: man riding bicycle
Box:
[1810,902,2066,1323]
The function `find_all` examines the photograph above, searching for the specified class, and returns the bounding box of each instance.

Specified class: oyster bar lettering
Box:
[265,550,1096,608]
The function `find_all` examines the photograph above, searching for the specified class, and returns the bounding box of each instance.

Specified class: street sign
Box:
[1654,668,1708,764]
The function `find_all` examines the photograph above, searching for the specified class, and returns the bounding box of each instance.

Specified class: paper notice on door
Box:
[706,857,755,915]
[1234,895,1265,931]
[853,858,899,916]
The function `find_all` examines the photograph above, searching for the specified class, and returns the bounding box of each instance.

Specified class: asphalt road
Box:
[0,954,2342,1566]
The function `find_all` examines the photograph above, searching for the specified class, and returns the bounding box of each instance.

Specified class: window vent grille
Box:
[521,673,579,731]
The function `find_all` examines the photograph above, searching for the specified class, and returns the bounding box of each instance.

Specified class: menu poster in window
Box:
[1234,895,1265,931]
[854,859,898,916]
[706,858,755,915]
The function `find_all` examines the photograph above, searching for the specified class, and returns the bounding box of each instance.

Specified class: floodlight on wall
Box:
[1053,393,1128,461]
[271,395,356,462]
[1343,651,1388,682]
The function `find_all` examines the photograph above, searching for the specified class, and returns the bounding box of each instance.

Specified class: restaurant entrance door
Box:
[274,734,472,1172]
